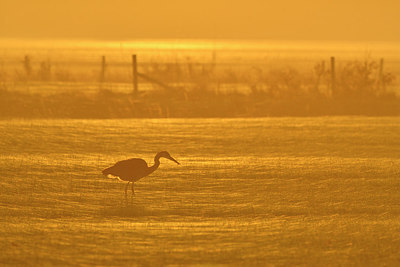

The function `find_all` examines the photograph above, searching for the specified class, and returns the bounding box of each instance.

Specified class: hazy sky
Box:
[1,0,399,41]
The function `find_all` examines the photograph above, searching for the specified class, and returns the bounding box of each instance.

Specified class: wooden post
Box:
[132,54,138,94]
[100,56,106,84]
[212,50,217,68]
[378,58,384,91]
[330,56,336,97]
[23,55,32,78]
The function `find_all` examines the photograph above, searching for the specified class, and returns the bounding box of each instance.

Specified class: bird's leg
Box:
[125,182,130,199]
[131,182,135,196]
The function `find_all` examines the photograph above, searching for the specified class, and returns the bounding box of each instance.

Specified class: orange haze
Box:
[1,0,399,41]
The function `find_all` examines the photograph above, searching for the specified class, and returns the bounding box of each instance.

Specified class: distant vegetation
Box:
[0,56,399,118]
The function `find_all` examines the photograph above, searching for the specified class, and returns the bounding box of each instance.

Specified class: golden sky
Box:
[1,0,399,41]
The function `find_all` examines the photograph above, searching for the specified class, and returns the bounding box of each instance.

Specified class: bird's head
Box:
[158,151,180,165]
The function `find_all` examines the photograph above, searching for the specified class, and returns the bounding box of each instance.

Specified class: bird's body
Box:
[102,158,156,182]
[102,151,180,197]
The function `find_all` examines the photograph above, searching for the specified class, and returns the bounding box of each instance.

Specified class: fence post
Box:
[100,56,106,84]
[212,50,217,68]
[330,56,336,97]
[23,55,32,79]
[132,54,138,94]
[378,58,384,91]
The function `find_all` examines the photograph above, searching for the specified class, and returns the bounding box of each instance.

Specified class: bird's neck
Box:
[149,156,161,174]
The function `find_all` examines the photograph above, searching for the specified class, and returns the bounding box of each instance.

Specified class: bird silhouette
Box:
[102,151,180,197]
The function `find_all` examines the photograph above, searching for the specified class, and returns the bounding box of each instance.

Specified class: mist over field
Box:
[1,39,400,118]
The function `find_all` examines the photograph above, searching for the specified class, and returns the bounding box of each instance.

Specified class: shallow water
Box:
[1,117,400,265]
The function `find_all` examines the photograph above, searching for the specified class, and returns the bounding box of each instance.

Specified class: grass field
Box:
[0,117,400,265]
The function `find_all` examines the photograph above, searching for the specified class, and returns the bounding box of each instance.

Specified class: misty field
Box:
[2,39,400,119]
[0,117,400,265]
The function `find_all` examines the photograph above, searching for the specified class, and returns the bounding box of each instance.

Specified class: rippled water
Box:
[1,117,400,265]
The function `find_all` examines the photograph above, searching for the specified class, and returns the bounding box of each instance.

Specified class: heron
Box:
[102,151,180,198]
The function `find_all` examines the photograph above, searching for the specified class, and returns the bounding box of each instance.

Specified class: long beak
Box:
[167,156,180,165]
